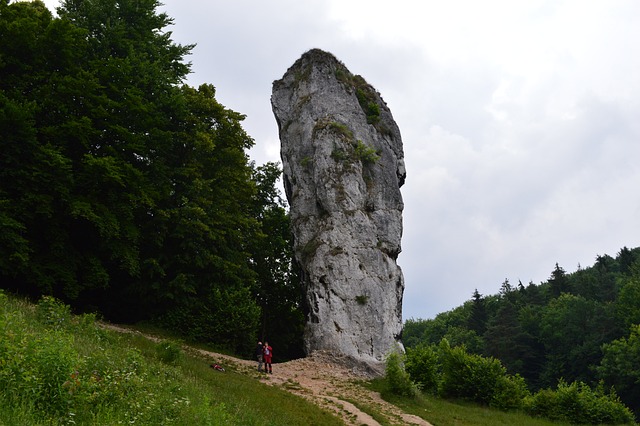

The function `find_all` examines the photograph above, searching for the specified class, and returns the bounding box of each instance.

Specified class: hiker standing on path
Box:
[255,341,264,372]
[263,342,273,374]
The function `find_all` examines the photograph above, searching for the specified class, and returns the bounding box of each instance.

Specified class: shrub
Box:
[354,295,369,305]
[353,140,380,164]
[384,350,418,398]
[438,339,506,405]
[405,344,440,394]
[524,380,635,424]
[491,373,530,411]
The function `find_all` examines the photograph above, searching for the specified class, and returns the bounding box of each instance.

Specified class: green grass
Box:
[0,291,342,426]
[368,378,574,426]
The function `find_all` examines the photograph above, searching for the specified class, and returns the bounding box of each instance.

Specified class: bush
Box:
[524,380,636,424]
[438,339,506,405]
[384,350,418,398]
[405,344,440,394]
[491,373,530,411]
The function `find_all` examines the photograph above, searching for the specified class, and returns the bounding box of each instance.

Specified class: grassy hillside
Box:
[0,291,340,425]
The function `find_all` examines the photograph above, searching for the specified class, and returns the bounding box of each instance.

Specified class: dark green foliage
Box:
[598,324,640,416]
[484,300,538,380]
[539,293,616,386]
[548,263,570,298]
[355,295,369,305]
[159,285,260,354]
[615,260,640,329]
[402,317,431,348]
[468,289,488,335]
[0,0,300,359]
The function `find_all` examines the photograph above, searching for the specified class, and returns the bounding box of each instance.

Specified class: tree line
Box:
[403,246,640,418]
[0,0,303,358]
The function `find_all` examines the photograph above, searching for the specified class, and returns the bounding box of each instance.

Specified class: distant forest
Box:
[0,0,304,359]
[404,246,640,415]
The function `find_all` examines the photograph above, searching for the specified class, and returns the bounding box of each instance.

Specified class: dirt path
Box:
[101,323,431,426]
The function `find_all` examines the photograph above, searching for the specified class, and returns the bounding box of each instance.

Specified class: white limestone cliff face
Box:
[271,49,406,374]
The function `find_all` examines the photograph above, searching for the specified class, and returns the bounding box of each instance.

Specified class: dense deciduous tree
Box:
[598,324,640,415]
[249,162,304,359]
[539,294,617,386]
[1,0,299,355]
[616,259,640,330]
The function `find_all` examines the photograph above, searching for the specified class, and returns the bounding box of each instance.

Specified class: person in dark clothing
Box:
[255,341,264,372]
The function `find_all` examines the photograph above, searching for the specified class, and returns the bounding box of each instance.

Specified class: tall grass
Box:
[0,291,341,425]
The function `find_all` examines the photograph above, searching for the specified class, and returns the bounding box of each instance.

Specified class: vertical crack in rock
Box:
[271,49,406,374]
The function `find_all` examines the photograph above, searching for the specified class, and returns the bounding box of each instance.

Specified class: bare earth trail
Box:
[101,323,432,426]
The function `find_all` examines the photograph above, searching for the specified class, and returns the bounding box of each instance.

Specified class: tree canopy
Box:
[1,0,303,358]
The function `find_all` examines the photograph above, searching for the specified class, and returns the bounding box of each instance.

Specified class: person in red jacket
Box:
[263,342,273,374]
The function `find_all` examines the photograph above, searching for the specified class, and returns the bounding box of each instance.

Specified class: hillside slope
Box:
[103,323,430,426]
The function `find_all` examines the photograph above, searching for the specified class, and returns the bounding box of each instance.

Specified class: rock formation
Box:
[271,49,406,373]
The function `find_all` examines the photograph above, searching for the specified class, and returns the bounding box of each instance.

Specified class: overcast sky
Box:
[43,0,640,320]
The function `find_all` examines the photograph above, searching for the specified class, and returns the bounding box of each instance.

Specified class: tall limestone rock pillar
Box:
[271,49,406,373]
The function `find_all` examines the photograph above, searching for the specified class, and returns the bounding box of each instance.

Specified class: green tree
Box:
[0,0,84,298]
[617,246,639,276]
[483,300,541,384]
[615,259,640,330]
[405,344,440,394]
[250,162,304,360]
[517,304,546,389]
[1,0,265,352]
[402,317,431,348]
[144,83,260,352]
[539,294,616,387]
[468,288,487,336]
[598,324,640,416]
[592,254,618,302]
[548,263,570,298]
